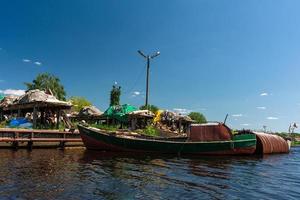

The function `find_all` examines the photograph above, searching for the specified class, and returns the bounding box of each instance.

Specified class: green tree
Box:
[69,96,92,112]
[188,112,207,124]
[24,73,66,100]
[140,104,159,114]
[110,85,121,106]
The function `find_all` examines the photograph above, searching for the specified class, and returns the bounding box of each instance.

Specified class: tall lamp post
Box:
[138,50,160,108]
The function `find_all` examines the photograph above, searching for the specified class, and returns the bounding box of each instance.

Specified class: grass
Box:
[0,121,6,128]
[90,123,160,137]
[292,141,300,146]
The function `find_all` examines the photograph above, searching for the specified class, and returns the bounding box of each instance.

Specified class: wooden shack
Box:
[158,111,195,134]
[128,110,155,130]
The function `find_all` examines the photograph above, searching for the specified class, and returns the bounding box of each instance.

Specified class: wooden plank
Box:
[30,138,82,142]
[0,138,82,142]
[0,128,79,134]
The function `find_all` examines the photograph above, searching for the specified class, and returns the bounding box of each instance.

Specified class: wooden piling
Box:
[27,141,33,150]
[12,141,19,149]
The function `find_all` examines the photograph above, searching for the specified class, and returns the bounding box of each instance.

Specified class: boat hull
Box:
[78,125,256,155]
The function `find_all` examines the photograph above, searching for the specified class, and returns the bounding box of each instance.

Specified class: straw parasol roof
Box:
[3,89,72,111]
[128,110,155,118]
[78,106,103,117]
[0,96,18,109]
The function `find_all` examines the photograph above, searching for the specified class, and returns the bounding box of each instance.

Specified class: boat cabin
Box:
[188,122,232,141]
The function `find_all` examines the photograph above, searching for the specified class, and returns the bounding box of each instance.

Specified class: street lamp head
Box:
[138,50,147,58]
[150,51,160,59]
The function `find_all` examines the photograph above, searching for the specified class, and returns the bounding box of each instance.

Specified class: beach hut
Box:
[157,111,195,134]
[0,95,18,121]
[1,89,72,128]
[78,105,103,117]
[70,105,103,123]
[127,110,155,130]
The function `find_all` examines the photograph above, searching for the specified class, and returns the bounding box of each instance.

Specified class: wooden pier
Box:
[0,128,83,149]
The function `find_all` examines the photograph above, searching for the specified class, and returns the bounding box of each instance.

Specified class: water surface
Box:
[0,147,299,199]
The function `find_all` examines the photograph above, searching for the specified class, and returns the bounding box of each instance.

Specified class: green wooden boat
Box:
[78,123,257,155]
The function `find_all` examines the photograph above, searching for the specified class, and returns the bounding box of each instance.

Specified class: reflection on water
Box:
[0,147,299,199]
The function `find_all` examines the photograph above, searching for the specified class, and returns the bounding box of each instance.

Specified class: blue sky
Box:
[1,0,300,132]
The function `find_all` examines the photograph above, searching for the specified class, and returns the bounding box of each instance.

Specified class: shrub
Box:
[143,125,160,137]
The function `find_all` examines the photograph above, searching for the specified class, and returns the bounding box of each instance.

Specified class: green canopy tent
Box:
[103,104,137,123]
[0,94,4,101]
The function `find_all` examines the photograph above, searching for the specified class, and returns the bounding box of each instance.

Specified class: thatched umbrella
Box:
[3,89,72,128]
[78,106,103,117]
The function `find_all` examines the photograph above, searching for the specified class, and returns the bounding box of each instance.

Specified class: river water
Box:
[0,147,299,200]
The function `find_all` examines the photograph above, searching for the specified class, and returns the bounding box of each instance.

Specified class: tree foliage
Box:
[110,85,121,106]
[69,96,92,112]
[24,73,66,100]
[140,104,159,114]
[188,112,207,124]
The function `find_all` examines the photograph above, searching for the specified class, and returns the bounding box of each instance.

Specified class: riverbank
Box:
[292,141,300,146]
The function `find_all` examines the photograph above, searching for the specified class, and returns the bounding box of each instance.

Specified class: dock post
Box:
[27,141,33,150]
[59,141,66,149]
[12,141,19,150]
[59,132,66,149]
[27,132,34,150]
[12,131,19,150]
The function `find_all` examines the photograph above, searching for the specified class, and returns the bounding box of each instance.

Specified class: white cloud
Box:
[241,123,250,126]
[232,114,243,117]
[34,61,42,66]
[0,89,25,96]
[22,59,31,63]
[257,106,266,110]
[131,91,141,97]
[260,92,268,96]
[173,108,190,115]
[267,117,278,120]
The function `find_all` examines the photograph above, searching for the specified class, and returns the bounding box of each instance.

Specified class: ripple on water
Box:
[0,147,299,199]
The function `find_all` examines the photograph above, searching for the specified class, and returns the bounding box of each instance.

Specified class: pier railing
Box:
[0,128,82,149]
